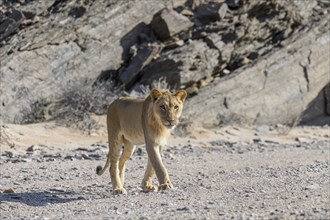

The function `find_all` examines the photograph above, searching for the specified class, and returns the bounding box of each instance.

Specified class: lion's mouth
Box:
[164,122,176,130]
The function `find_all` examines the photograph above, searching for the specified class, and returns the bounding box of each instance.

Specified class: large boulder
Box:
[184,19,330,127]
[150,8,193,41]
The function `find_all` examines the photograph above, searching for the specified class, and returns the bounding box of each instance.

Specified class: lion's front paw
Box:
[113,188,127,195]
[142,183,157,192]
[158,181,173,190]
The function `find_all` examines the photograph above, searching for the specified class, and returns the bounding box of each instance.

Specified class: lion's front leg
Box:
[145,143,173,191]
[141,159,157,192]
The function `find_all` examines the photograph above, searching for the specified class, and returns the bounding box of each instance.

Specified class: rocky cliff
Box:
[0,0,329,129]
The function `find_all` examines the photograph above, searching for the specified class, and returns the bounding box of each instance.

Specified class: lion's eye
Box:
[174,105,179,111]
[160,105,166,111]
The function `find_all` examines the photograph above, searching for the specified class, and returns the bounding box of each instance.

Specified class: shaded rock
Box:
[0,8,24,42]
[226,0,242,10]
[26,145,38,152]
[194,2,227,24]
[119,43,162,87]
[136,59,183,89]
[300,83,329,125]
[324,83,330,115]
[68,6,86,19]
[138,40,219,88]
[150,8,193,41]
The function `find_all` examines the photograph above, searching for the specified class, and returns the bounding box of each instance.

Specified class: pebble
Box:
[26,145,37,152]
[2,151,13,158]
[48,188,66,193]
[304,184,320,190]
[3,188,15,193]
[81,154,92,160]
[64,155,74,160]
[253,138,262,143]
[176,206,191,212]
[205,202,217,209]
[264,140,279,144]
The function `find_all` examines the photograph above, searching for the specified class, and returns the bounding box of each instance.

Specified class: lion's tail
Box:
[96,153,110,176]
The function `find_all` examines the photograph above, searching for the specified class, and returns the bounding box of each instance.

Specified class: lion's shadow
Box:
[0,190,85,207]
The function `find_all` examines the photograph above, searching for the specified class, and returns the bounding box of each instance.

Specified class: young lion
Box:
[96,88,187,195]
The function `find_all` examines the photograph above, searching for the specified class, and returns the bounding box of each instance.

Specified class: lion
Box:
[96,88,187,195]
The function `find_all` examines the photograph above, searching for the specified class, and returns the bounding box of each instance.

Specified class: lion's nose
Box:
[168,119,175,125]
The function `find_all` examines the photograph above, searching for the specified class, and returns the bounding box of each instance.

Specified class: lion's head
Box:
[150,88,187,129]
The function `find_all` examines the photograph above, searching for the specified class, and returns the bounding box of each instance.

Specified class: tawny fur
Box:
[96,89,187,195]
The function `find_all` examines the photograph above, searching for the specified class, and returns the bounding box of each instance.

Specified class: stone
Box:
[138,40,219,89]
[218,3,228,19]
[26,145,38,152]
[3,188,15,193]
[304,184,320,190]
[194,2,227,24]
[170,0,188,8]
[226,0,242,10]
[150,8,193,41]
[164,39,185,50]
[119,43,162,87]
[181,9,194,17]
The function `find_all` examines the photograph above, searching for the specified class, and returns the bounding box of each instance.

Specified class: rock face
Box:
[184,19,329,127]
[0,0,166,123]
[0,0,329,127]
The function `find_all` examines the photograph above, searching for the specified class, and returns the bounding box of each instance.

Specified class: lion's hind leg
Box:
[119,139,135,187]
[109,140,127,195]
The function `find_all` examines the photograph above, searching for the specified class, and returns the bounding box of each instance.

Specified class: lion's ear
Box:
[150,88,162,102]
[175,90,187,102]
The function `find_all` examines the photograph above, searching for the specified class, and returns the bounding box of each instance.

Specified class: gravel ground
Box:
[0,123,329,219]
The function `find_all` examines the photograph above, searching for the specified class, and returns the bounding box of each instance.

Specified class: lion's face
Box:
[150,89,187,129]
